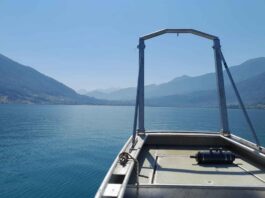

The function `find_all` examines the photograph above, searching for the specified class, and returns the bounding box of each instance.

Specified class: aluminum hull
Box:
[95,131,265,197]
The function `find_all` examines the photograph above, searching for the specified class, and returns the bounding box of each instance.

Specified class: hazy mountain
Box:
[76,89,88,95]
[0,54,103,104]
[78,88,121,98]
[85,57,265,101]
[0,53,264,107]
[227,71,265,104]
[146,71,265,107]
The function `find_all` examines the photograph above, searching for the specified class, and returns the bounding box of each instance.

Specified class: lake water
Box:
[0,105,265,198]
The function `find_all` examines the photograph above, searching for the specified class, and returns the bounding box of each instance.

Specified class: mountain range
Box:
[84,57,265,107]
[0,54,105,104]
[0,53,264,108]
[85,57,265,100]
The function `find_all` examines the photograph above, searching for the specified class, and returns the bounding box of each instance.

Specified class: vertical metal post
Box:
[138,39,145,133]
[132,71,140,147]
[213,38,230,135]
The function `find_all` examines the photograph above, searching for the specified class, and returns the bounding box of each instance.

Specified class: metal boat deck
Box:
[96,132,265,198]
[136,146,265,186]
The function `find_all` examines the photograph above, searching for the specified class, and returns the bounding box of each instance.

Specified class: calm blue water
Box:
[0,105,264,198]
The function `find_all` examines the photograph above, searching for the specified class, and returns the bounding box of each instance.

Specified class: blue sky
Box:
[0,0,265,91]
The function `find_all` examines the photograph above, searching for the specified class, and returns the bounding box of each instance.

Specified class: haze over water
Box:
[0,105,265,198]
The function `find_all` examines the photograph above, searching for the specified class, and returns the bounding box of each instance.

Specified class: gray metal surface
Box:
[125,185,265,198]
[95,132,265,198]
[140,29,218,40]
[136,146,265,186]
[213,39,229,134]
[138,39,145,133]
[95,135,146,198]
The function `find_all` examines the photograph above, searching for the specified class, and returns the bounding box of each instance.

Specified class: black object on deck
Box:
[191,148,236,164]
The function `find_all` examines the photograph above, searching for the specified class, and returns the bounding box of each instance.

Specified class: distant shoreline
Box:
[0,103,264,110]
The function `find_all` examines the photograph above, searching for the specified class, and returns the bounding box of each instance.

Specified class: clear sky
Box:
[0,0,265,91]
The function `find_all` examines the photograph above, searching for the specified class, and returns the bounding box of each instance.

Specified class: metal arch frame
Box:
[140,29,218,40]
[132,28,231,147]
